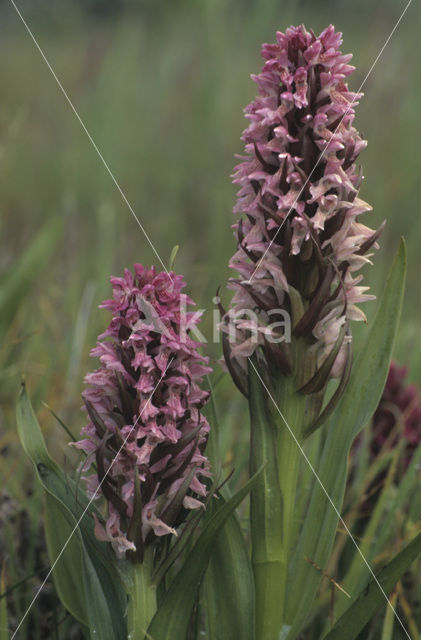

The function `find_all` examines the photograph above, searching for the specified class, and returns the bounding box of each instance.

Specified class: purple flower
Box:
[224,25,381,414]
[371,361,421,466]
[350,363,421,518]
[74,265,212,560]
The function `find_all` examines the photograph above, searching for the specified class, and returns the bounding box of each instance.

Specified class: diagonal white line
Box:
[9,1,414,637]
[11,357,174,639]
[247,0,413,284]
[248,357,412,640]
[9,0,172,280]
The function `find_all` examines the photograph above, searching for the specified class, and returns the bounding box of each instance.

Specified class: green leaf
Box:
[334,238,406,444]
[380,592,397,640]
[84,536,127,640]
[203,376,255,640]
[147,470,262,640]
[371,443,421,560]
[17,381,97,531]
[285,239,407,638]
[16,379,59,473]
[45,494,125,640]
[16,382,127,640]
[337,440,407,619]
[323,530,421,640]
[204,500,255,640]
[168,245,179,270]
[44,493,89,626]
[82,545,123,640]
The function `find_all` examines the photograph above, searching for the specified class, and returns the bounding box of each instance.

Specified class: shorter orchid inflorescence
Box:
[74,265,212,561]
[371,361,421,468]
[223,25,382,435]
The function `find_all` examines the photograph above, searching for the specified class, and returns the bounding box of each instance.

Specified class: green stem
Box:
[248,355,307,640]
[276,375,306,596]
[275,424,303,636]
[126,550,157,640]
[248,357,307,639]
[248,358,285,639]
[277,425,301,573]
[253,560,285,639]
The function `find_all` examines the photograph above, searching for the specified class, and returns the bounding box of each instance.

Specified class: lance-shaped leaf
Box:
[16,382,127,640]
[43,493,89,626]
[204,512,255,640]
[147,469,262,640]
[284,239,406,638]
[81,543,123,640]
[45,492,125,640]
[203,382,255,640]
[323,530,421,640]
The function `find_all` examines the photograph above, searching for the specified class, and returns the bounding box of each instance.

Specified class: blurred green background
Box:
[0,0,420,493]
[0,1,420,636]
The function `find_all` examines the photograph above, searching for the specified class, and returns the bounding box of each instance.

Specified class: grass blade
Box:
[323,531,421,640]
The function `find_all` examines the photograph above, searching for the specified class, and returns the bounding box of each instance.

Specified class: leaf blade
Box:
[323,531,421,640]
[44,493,89,626]
[16,383,127,640]
[285,240,407,637]
[147,470,261,640]
[204,508,255,640]
[203,376,255,640]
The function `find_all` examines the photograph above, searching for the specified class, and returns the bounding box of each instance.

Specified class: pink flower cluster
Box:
[227,25,381,388]
[74,265,212,559]
[371,362,421,466]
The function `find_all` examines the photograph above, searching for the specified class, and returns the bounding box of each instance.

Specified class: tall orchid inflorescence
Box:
[74,265,212,561]
[224,25,382,433]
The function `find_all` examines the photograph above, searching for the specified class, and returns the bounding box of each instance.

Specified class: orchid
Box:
[74,265,212,561]
[220,24,409,640]
[371,361,421,465]
[224,25,382,431]
[13,19,419,640]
